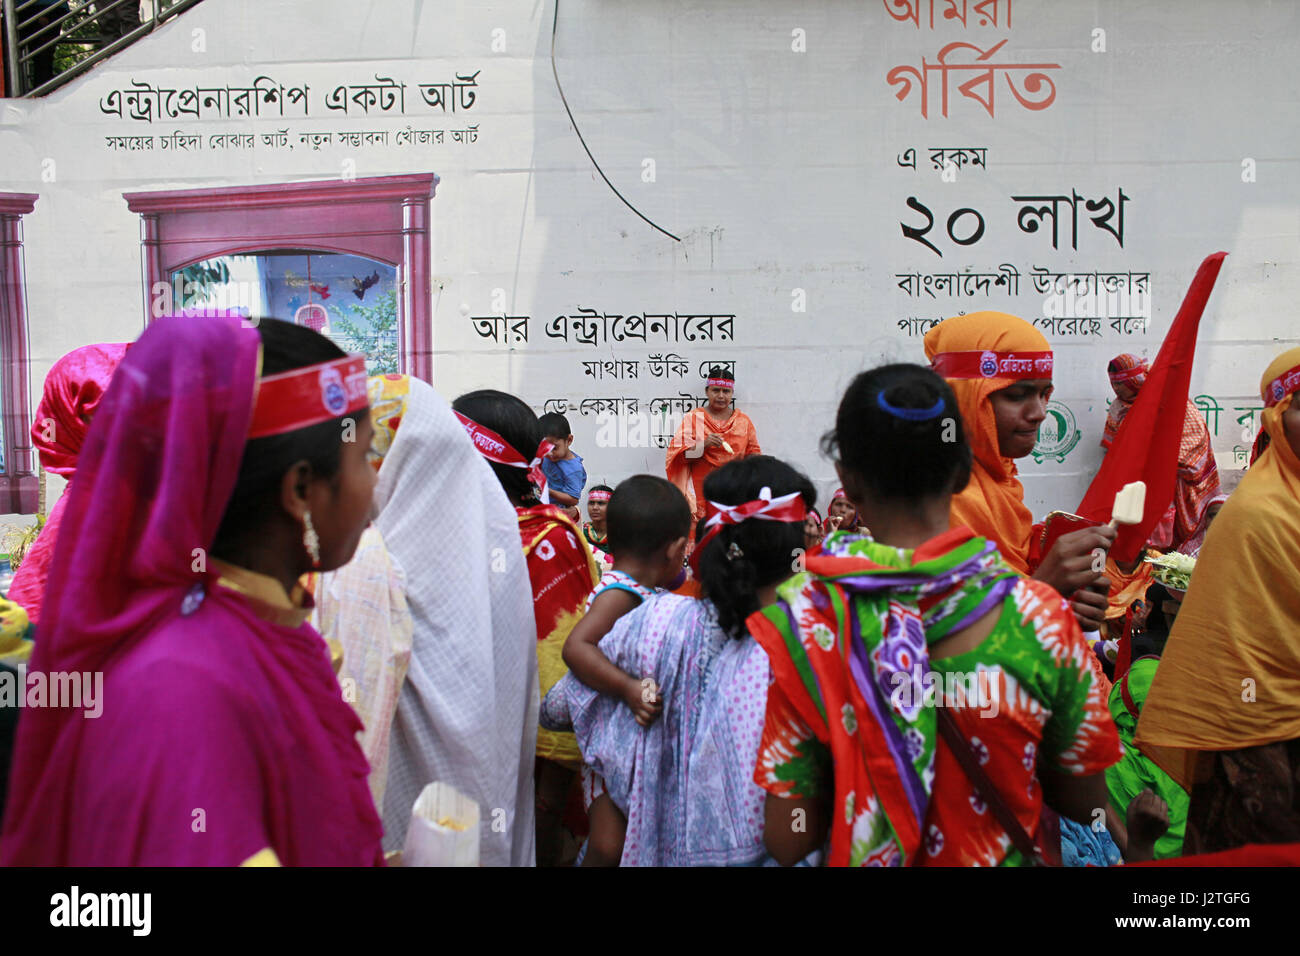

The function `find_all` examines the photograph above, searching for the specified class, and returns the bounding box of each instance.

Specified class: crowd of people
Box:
[0,307,1297,867]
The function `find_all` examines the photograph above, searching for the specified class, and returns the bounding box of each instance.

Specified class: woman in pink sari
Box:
[7,343,129,624]
[0,316,382,866]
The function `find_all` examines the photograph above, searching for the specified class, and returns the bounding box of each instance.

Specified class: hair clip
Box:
[726,541,745,561]
[876,391,946,422]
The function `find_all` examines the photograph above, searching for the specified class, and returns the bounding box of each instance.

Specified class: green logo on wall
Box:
[1031,401,1082,464]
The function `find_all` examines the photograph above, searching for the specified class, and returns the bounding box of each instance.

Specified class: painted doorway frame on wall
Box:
[0,192,39,515]
[123,172,438,380]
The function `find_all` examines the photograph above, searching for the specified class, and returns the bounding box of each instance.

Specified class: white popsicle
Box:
[1107,480,1146,529]
[722,440,734,454]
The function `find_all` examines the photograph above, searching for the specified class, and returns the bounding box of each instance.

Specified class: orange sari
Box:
[665,407,761,522]
[923,311,1049,574]
[1104,552,1156,639]
[1136,347,1300,789]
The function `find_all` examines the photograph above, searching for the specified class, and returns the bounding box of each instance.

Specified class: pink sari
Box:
[0,316,383,866]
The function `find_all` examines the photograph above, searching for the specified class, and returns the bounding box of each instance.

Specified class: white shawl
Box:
[374,378,539,866]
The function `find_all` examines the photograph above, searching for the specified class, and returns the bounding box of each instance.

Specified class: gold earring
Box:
[303,511,321,568]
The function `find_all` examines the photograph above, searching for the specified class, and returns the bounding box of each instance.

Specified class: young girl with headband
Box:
[665,365,762,526]
[542,455,820,865]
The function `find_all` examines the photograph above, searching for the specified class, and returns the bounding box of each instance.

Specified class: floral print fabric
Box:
[751,530,1121,866]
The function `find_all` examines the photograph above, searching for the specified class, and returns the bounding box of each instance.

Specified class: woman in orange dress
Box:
[665,367,761,526]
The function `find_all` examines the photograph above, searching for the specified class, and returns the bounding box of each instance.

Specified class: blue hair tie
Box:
[876,391,946,422]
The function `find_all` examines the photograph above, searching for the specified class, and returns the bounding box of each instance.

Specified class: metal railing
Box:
[2,0,203,98]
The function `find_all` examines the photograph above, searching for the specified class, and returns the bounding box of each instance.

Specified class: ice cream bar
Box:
[722,440,734,454]
[1108,480,1146,529]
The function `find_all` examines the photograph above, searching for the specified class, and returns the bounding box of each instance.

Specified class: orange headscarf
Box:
[1135,346,1300,788]
[923,311,1051,573]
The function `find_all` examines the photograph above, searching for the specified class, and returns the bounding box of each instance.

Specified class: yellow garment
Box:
[924,311,1050,573]
[1136,347,1300,788]
[519,509,600,769]
[240,847,281,866]
[367,373,410,471]
[0,597,33,664]
[536,606,587,770]
[210,559,312,629]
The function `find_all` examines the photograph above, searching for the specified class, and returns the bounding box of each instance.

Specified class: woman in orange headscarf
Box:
[923,312,1115,631]
[1134,346,1300,853]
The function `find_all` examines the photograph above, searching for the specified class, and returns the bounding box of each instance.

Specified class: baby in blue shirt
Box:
[539,412,586,515]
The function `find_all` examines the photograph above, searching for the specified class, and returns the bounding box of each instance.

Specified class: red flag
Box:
[1075,252,1227,562]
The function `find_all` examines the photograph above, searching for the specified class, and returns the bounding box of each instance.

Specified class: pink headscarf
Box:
[1,316,382,865]
[7,343,129,623]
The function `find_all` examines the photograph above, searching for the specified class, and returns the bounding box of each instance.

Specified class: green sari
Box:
[1106,657,1189,859]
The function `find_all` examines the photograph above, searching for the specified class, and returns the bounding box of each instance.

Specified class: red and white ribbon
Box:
[1265,363,1300,407]
[453,411,554,502]
[691,486,806,571]
[248,354,368,439]
[930,349,1053,381]
[706,377,735,389]
[588,489,612,502]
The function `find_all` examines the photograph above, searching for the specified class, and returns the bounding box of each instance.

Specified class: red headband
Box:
[1265,363,1300,408]
[690,487,807,573]
[588,489,612,502]
[832,487,848,500]
[707,377,735,389]
[453,411,554,501]
[1110,364,1148,385]
[248,354,368,439]
[931,350,1053,381]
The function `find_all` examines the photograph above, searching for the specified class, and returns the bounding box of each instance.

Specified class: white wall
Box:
[2,0,1297,521]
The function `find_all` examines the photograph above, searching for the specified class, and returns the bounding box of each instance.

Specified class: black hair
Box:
[212,318,349,550]
[821,363,971,503]
[706,365,733,383]
[538,411,572,439]
[453,389,543,506]
[606,475,691,559]
[589,483,614,498]
[696,455,815,639]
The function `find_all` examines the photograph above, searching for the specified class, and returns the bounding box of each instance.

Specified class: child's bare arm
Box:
[562,590,662,724]
[548,488,579,507]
